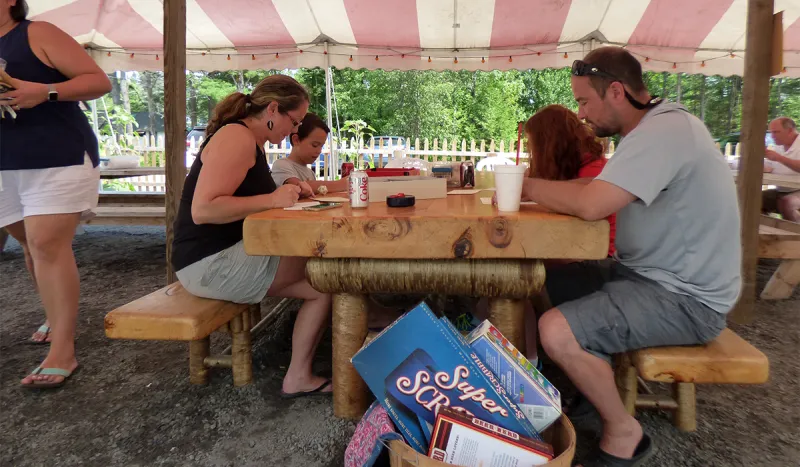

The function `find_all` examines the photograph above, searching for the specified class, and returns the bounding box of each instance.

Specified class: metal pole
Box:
[325,42,336,181]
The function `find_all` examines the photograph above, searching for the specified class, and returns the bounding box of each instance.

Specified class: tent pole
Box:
[729,0,774,324]
[325,42,336,181]
[164,0,187,284]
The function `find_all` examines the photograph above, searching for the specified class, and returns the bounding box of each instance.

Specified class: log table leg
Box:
[189,337,210,385]
[488,298,526,351]
[230,311,253,387]
[332,293,370,420]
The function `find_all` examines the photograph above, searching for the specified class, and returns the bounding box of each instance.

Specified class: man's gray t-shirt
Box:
[596,102,741,313]
[271,158,316,186]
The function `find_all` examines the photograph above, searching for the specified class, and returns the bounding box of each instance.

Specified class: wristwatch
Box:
[48,83,58,102]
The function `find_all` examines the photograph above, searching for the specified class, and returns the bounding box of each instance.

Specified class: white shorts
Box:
[0,154,100,228]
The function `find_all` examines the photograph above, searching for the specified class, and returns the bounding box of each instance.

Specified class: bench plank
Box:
[105,283,247,341]
[631,329,769,384]
[758,225,800,259]
[761,259,800,300]
[86,207,166,226]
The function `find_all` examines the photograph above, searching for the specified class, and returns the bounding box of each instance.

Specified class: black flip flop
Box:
[576,434,655,467]
[280,379,333,400]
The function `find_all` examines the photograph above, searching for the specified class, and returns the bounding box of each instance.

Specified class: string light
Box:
[275,52,279,58]
[428,56,432,63]
[227,54,231,60]
[299,49,303,54]
[563,52,568,59]
[201,52,206,56]
[508,56,513,63]
[251,54,255,60]
[537,51,541,56]
[782,67,787,73]
[401,54,405,58]
[130,53,134,59]
[375,55,379,61]
[107,51,111,57]
[701,61,706,68]
[323,50,327,55]
[730,53,736,58]
[155,54,159,61]
[481,57,485,63]
[672,62,677,69]
[454,57,458,64]
[645,57,650,62]
[349,55,353,62]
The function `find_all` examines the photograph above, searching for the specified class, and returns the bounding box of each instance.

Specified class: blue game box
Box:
[351,302,539,454]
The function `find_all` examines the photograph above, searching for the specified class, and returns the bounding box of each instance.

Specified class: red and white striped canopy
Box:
[28,0,800,76]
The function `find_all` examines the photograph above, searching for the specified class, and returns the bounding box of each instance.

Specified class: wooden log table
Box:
[242,174,609,420]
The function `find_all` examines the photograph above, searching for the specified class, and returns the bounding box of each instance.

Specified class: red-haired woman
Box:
[524,104,616,256]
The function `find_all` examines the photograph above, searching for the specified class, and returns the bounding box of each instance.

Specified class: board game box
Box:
[466,320,562,432]
[351,302,539,454]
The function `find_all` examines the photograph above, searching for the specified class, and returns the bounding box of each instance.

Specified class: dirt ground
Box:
[1,226,798,467]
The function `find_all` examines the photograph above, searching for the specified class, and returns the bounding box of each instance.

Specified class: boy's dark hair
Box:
[294,113,330,141]
[583,47,647,98]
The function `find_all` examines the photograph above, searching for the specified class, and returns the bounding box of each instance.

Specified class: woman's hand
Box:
[270,184,301,208]
[0,69,48,110]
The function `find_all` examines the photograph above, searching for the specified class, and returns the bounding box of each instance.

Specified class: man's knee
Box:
[538,308,579,358]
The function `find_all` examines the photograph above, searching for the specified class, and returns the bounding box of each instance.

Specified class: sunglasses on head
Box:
[572,60,662,110]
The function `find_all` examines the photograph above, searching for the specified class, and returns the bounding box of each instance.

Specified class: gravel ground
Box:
[0,226,797,466]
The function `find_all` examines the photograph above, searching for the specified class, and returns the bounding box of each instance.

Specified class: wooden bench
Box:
[759,216,800,300]
[86,206,166,226]
[98,191,166,207]
[614,328,769,432]
[105,282,290,386]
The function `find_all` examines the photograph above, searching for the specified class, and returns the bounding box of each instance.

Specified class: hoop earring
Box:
[267,120,274,131]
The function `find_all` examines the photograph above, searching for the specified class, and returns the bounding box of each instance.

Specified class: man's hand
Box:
[765,149,782,162]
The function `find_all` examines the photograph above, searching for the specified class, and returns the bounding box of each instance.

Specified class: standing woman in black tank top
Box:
[172,75,335,398]
[0,1,111,388]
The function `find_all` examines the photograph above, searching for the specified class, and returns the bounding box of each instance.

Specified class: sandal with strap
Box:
[576,434,655,467]
[21,365,80,389]
[25,324,51,345]
[280,378,333,400]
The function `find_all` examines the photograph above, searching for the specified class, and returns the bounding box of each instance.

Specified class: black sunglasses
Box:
[572,60,662,110]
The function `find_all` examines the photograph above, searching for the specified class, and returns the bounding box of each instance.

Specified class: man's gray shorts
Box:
[545,259,727,363]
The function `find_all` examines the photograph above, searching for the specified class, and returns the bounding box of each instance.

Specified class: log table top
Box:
[243,172,609,260]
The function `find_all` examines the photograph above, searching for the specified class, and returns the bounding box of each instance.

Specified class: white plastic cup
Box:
[494,164,527,212]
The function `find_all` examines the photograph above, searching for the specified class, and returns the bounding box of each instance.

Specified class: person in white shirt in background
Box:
[762,117,800,221]
[271,113,349,196]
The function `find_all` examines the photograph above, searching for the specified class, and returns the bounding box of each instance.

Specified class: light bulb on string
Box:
[401,54,405,59]
[428,56,432,63]
[275,53,279,59]
[107,51,111,57]
[349,55,353,62]
[563,52,568,59]
[375,55,379,61]
[537,51,541,56]
[645,57,650,62]
[672,62,677,69]
[155,54,159,61]
[251,54,255,60]
[481,57,485,63]
[701,61,706,68]
[227,54,231,61]
[130,53,134,59]
[508,56,513,63]
[201,52,206,56]
[454,57,458,64]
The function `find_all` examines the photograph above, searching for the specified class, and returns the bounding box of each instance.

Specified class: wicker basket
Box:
[388,414,576,467]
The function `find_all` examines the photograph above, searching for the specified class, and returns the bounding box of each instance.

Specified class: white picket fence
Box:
[103,134,741,193]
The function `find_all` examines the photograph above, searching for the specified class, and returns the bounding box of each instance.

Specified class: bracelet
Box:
[317,185,329,195]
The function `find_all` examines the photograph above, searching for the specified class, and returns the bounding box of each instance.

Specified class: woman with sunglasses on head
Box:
[172,75,333,398]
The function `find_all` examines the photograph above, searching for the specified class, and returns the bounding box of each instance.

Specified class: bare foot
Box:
[599,415,643,459]
[282,374,332,395]
[30,321,51,343]
[21,356,79,386]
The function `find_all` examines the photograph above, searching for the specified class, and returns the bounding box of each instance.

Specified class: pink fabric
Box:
[345,402,402,467]
[490,0,572,48]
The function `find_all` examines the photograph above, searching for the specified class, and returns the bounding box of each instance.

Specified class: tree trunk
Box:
[661,72,668,99]
[109,73,121,104]
[776,77,784,116]
[120,72,133,136]
[676,73,683,103]
[142,72,157,139]
[699,76,706,122]
[727,77,736,135]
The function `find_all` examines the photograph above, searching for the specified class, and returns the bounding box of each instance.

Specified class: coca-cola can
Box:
[348,169,369,208]
[341,162,355,178]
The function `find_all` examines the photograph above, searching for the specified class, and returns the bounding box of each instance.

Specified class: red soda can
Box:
[341,162,355,178]
[348,169,369,208]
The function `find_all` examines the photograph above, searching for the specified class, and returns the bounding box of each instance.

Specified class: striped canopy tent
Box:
[27,0,800,76]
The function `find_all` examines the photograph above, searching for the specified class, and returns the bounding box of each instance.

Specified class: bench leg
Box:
[0,228,8,257]
[760,260,800,300]
[673,382,696,432]
[250,303,262,329]
[230,311,253,387]
[488,298,526,351]
[189,338,210,385]
[332,293,370,421]
[614,354,638,416]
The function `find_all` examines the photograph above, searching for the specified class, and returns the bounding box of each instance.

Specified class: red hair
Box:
[525,105,604,180]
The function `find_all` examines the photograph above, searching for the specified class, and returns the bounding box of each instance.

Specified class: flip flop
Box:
[280,378,333,400]
[576,434,655,467]
[24,324,51,345]
[20,365,80,390]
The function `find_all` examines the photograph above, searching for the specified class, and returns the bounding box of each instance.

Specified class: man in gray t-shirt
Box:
[522,47,741,465]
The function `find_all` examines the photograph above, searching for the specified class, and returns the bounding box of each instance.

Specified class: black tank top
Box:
[171,121,277,271]
[0,20,99,170]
